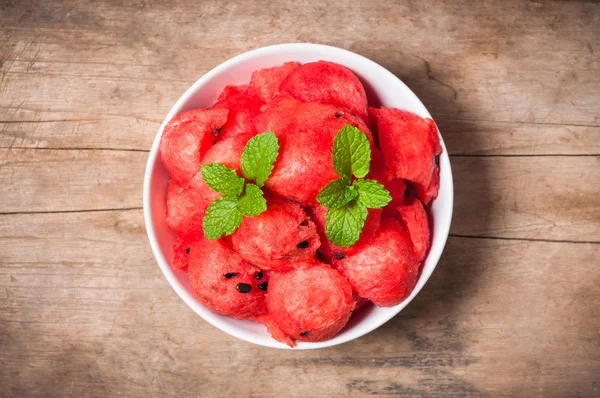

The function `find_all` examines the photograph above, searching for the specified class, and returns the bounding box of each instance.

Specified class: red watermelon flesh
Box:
[172,236,194,272]
[353,293,371,311]
[254,314,296,348]
[368,148,406,208]
[411,167,440,205]
[160,108,228,186]
[264,101,374,205]
[247,62,299,103]
[370,107,441,204]
[307,204,382,264]
[213,92,264,140]
[188,238,267,319]
[336,217,420,307]
[202,133,253,174]
[217,85,247,102]
[267,262,355,342]
[397,196,431,263]
[279,61,369,123]
[231,195,320,271]
[254,93,302,134]
[165,172,220,239]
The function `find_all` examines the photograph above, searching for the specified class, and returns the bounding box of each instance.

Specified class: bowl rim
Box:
[143,42,454,349]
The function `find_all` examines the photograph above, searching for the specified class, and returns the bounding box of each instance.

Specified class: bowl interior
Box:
[144,44,453,349]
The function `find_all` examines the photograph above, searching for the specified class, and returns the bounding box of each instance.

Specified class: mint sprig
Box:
[237,183,267,217]
[325,200,368,248]
[240,132,280,187]
[332,124,371,179]
[202,196,244,240]
[202,132,279,239]
[318,124,391,248]
[202,163,244,196]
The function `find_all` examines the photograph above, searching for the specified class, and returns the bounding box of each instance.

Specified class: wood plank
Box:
[0,210,598,397]
[441,119,600,156]
[452,156,600,242]
[1,149,598,242]
[0,148,146,212]
[0,1,598,136]
[0,111,158,151]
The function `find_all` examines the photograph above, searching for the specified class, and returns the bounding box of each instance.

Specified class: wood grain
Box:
[0,0,599,396]
[0,148,146,213]
[0,210,598,397]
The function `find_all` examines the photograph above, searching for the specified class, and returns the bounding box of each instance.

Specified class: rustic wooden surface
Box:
[0,0,599,397]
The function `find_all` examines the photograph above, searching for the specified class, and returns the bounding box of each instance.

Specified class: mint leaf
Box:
[354,179,392,209]
[325,200,368,248]
[237,183,267,217]
[202,196,243,240]
[240,132,280,187]
[202,163,244,196]
[316,177,358,209]
[332,124,371,179]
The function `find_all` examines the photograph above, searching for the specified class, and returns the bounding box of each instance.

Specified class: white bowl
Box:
[143,43,454,349]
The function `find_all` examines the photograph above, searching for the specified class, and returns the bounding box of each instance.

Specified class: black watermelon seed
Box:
[224,272,238,279]
[300,331,307,337]
[185,247,190,255]
[334,112,343,118]
[434,155,440,165]
[205,107,211,110]
[258,281,268,291]
[236,283,252,293]
[335,252,345,260]
[254,271,263,280]
[297,241,309,249]
[300,220,309,226]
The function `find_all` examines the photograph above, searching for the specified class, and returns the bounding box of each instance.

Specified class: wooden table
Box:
[1,1,598,397]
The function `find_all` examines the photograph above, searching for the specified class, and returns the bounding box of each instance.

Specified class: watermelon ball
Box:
[188,238,267,319]
[265,101,374,206]
[213,91,264,140]
[247,62,299,103]
[267,262,355,342]
[307,204,382,264]
[160,108,229,186]
[202,133,253,174]
[397,196,431,263]
[369,107,441,205]
[165,175,220,239]
[231,195,320,271]
[336,217,420,307]
[279,60,369,123]
[254,93,302,134]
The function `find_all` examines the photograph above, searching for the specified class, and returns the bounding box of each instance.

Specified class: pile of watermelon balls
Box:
[160,61,442,347]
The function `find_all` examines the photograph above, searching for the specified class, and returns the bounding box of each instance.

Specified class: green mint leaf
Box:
[325,200,368,248]
[201,163,244,196]
[354,179,392,209]
[202,196,243,240]
[316,177,358,209]
[240,132,280,187]
[332,124,371,179]
[237,183,267,217]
